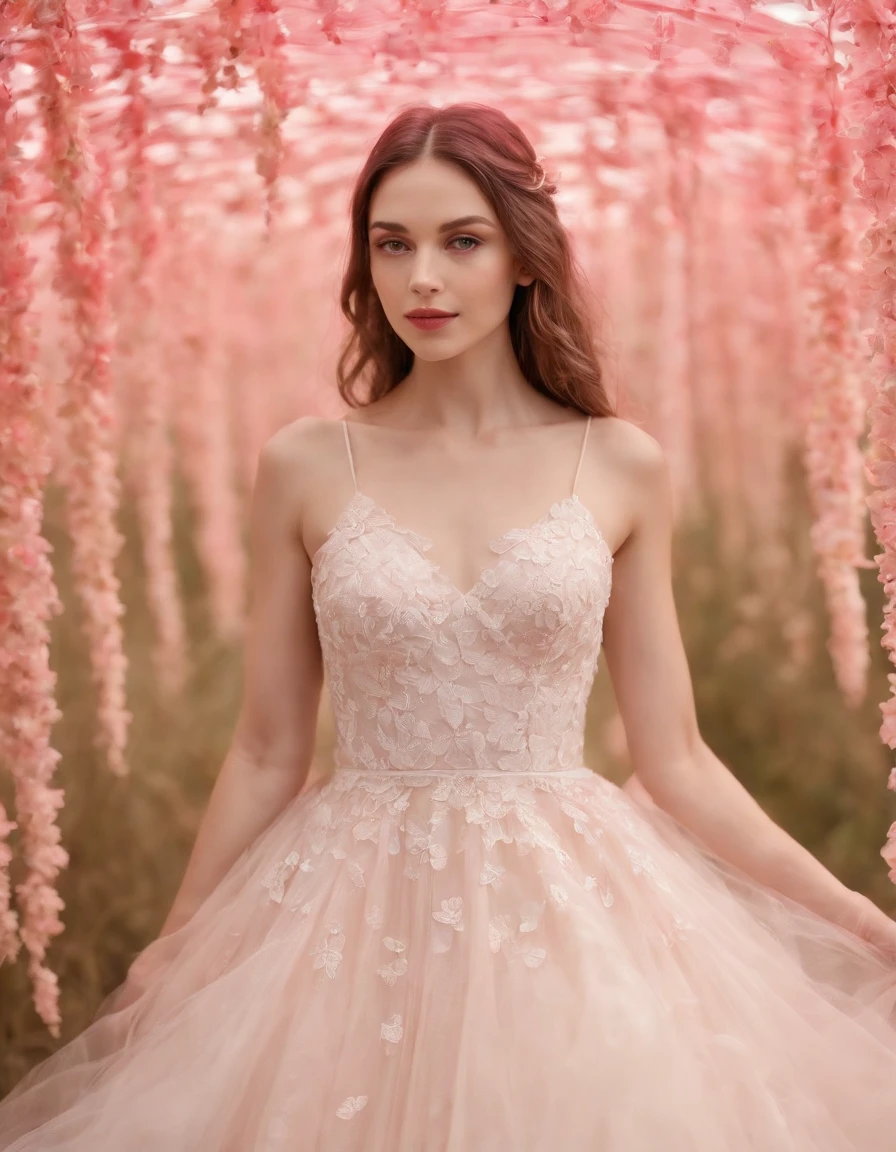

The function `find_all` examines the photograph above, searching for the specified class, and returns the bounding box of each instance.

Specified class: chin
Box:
[409,345,466,363]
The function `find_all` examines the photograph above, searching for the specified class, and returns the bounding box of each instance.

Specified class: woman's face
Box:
[367,157,533,362]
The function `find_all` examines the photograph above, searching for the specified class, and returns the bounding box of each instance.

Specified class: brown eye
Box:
[377,239,406,254]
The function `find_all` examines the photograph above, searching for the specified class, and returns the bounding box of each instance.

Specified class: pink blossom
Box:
[0,34,67,1032]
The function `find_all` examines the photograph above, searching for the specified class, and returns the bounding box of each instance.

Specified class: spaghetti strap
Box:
[571,414,591,498]
[341,417,358,494]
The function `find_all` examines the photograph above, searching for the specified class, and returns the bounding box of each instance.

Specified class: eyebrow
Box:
[368,215,496,235]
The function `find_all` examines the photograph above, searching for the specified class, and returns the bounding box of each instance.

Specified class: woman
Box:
[3,101,896,1151]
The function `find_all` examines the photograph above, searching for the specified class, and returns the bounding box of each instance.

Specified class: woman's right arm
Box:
[159,420,324,937]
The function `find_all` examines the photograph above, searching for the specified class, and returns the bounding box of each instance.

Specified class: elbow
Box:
[628,731,706,811]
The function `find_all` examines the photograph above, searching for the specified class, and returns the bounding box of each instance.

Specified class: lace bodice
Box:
[310,416,613,778]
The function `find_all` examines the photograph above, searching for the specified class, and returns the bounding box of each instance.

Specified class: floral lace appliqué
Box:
[311,492,612,781]
[336,1096,368,1120]
[262,851,300,904]
[311,922,345,978]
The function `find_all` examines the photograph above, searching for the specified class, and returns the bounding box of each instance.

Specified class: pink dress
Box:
[3,414,896,1150]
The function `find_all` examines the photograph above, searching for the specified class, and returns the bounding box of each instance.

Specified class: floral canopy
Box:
[1,0,895,1033]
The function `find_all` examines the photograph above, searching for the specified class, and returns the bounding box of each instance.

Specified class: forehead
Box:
[368,158,496,229]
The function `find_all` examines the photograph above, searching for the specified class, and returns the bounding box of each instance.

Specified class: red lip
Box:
[406,314,457,331]
[405,310,457,318]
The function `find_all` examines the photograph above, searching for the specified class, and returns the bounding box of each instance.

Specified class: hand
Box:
[844,892,896,963]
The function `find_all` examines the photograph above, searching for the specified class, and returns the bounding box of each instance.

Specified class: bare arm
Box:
[159,420,323,936]
[601,423,877,934]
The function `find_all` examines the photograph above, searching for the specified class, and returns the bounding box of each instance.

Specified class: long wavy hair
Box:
[336,102,615,418]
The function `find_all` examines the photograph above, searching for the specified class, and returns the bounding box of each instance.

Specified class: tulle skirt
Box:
[2,764,896,1151]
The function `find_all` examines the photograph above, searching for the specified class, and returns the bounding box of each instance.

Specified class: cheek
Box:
[369,258,392,289]
[370,262,404,311]
[464,260,519,313]
[470,250,513,282]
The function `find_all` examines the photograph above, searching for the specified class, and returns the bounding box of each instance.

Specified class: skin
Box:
[366,155,536,418]
[160,157,896,963]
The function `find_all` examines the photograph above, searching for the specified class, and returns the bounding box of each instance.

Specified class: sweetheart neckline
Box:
[310,489,613,604]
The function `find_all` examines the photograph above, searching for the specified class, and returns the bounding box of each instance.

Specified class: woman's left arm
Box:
[600,422,896,956]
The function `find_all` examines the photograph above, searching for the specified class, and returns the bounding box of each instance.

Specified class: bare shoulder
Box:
[257,415,356,561]
[258,414,345,488]
[597,416,665,474]
[260,414,329,468]
[252,416,339,534]
[588,417,668,548]
[600,417,667,498]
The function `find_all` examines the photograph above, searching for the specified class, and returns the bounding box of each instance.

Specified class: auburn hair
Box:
[336,102,615,419]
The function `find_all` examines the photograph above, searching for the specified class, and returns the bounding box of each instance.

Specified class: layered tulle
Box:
[2,765,896,1151]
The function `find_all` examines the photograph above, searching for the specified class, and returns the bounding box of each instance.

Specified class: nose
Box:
[407,247,444,295]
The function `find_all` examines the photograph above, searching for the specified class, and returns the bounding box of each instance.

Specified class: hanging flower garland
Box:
[248,0,293,229]
[164,220,247,644]
[31,4,131,780]
[113,15,190,701]
[182,0,292,226]
[799,61,873,710]
[0,5,67,1036]
[834,1,896,873]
